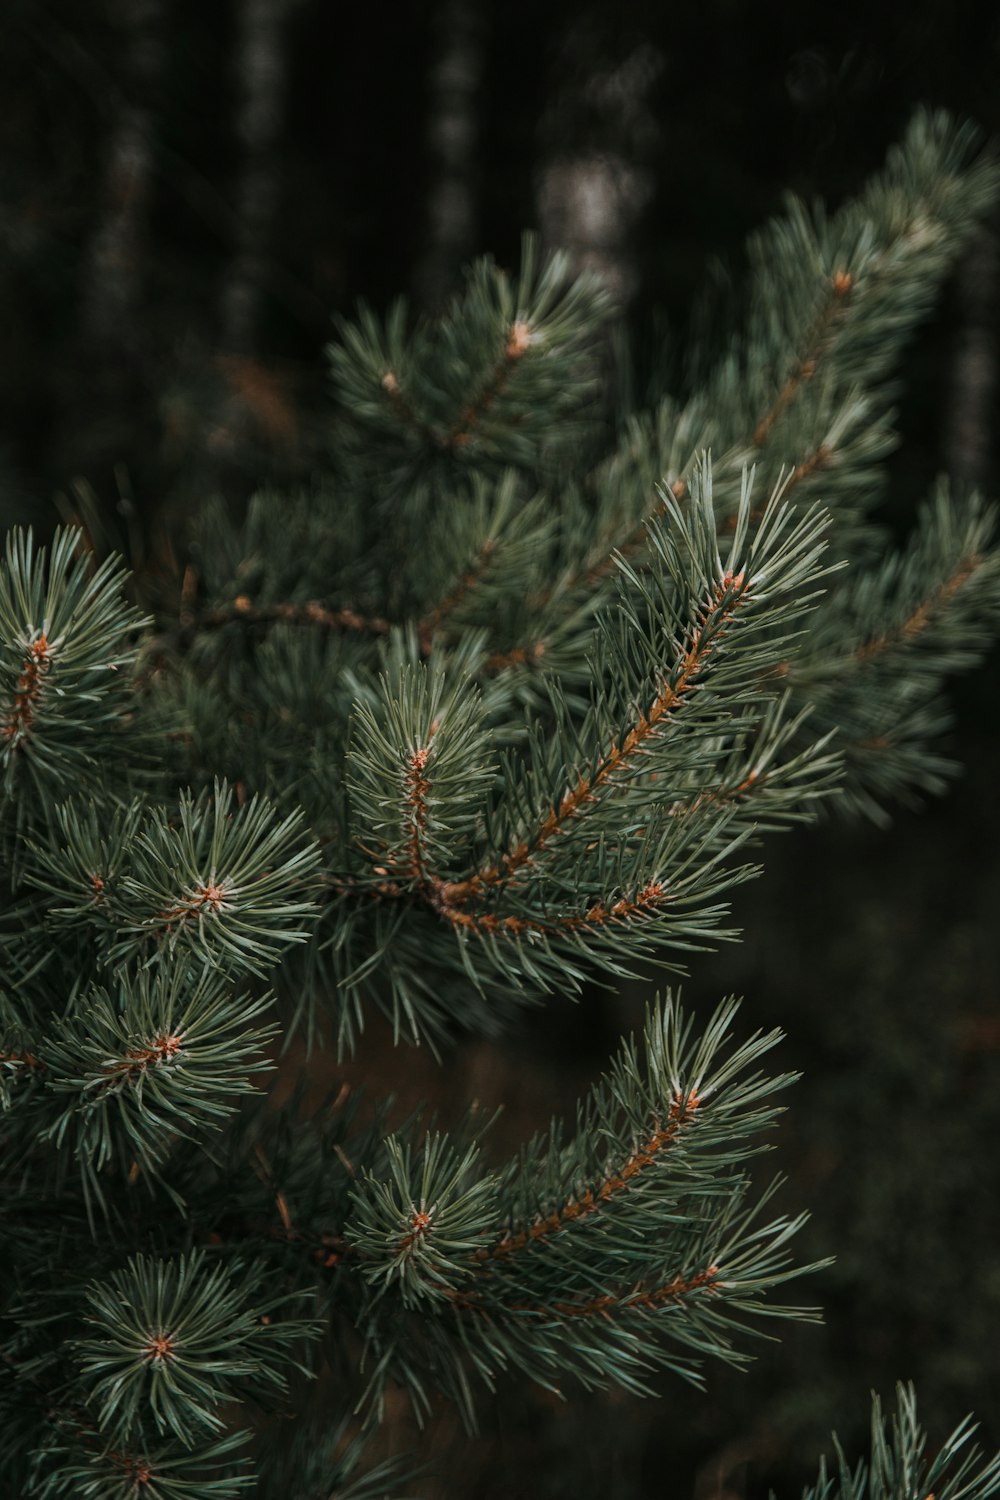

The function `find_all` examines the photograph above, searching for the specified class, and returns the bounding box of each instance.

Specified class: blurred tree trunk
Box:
[534,26,662,309]
[81,0,165,357]
[413,0,485,311]
[945,221,999,490]
[221,0,290,356]
[206,0,298,488]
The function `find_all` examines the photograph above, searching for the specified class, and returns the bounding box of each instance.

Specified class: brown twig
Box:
[427,877,672,939]
[380,369,437,444]
[381,320,533,452]
[718,443,834,537]
[549,272,852,607]
[546,1263,720,1318]
[483,640,547,673]
[854,553,981,662]
[474,1086,700,1263]
[752,272,854,448]
[787,441,834,489]
[580,478,689,592]
[403,745,433,883]
[1,1049,45,1072]
[450,1262,720,1318]
[667,763,767,820]
[435,572,750,909]
[184,596,392,639]
[103,1032,184,1077]
[446,321,533,448]
[417,538,497,652]
[1,633,55,748]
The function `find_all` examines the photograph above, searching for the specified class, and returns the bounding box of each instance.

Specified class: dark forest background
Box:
[2,2,1000,1497]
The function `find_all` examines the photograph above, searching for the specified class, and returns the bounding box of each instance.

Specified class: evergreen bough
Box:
[3,110,1000,1497]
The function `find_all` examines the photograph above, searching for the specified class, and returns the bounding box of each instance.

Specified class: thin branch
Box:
[417,537,497,651]
[321,870,404,901]
[854,552,982,661]
[380,370,439,446]
[581,478,689,591]
[446,321,534,447]
[752,271,854,448]
[402,744,434,883]
[438,573,750,906]
[1,1050,45,1071]
[666,767,766,819]
[428,877,674,938]
[538,272,853,614]
[521,426,830,617]
[381,323,535,450]
[545,1263,720,1318]
[180,597,392,639]
[473,1085,700,1263]
[450,1262,720,1317]
[786,441,834,490]
[719,446,832,537]
[483,640,548,673]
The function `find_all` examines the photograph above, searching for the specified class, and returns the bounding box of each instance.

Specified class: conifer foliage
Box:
[3,111,1000,1497]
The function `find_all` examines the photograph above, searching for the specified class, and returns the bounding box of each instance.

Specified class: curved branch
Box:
[474,1085,700,1264]
[439,573,750,906]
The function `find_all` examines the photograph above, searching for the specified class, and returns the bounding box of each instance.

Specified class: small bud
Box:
[506,321,533,358]
[143,1331,176,1364]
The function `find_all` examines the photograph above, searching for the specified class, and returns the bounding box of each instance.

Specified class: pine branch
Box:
[73,1251,314,1447]
[560,110,999,606]
[345,995,827,1424]
[7,109,1000,1499]
[329,232,611,475]
[439,566,755,908]
[36,965,278,1181]
[751,271,856,448]
[777,484,1000,818]
[853,551,983,662]
[182,597,392,641]
[110,783,320,974]
[0,528,150,813]
[1,631,55,748]
[427,469,832,921]
[473,1083,701,1262]
[443,318,535,448]
[416,534,500,653]
[791,1385,1000,1500]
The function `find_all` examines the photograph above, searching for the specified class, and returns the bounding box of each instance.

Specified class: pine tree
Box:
[3,110,1000,1498]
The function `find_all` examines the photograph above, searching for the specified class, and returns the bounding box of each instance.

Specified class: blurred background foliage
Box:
[2,1,999,1495]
